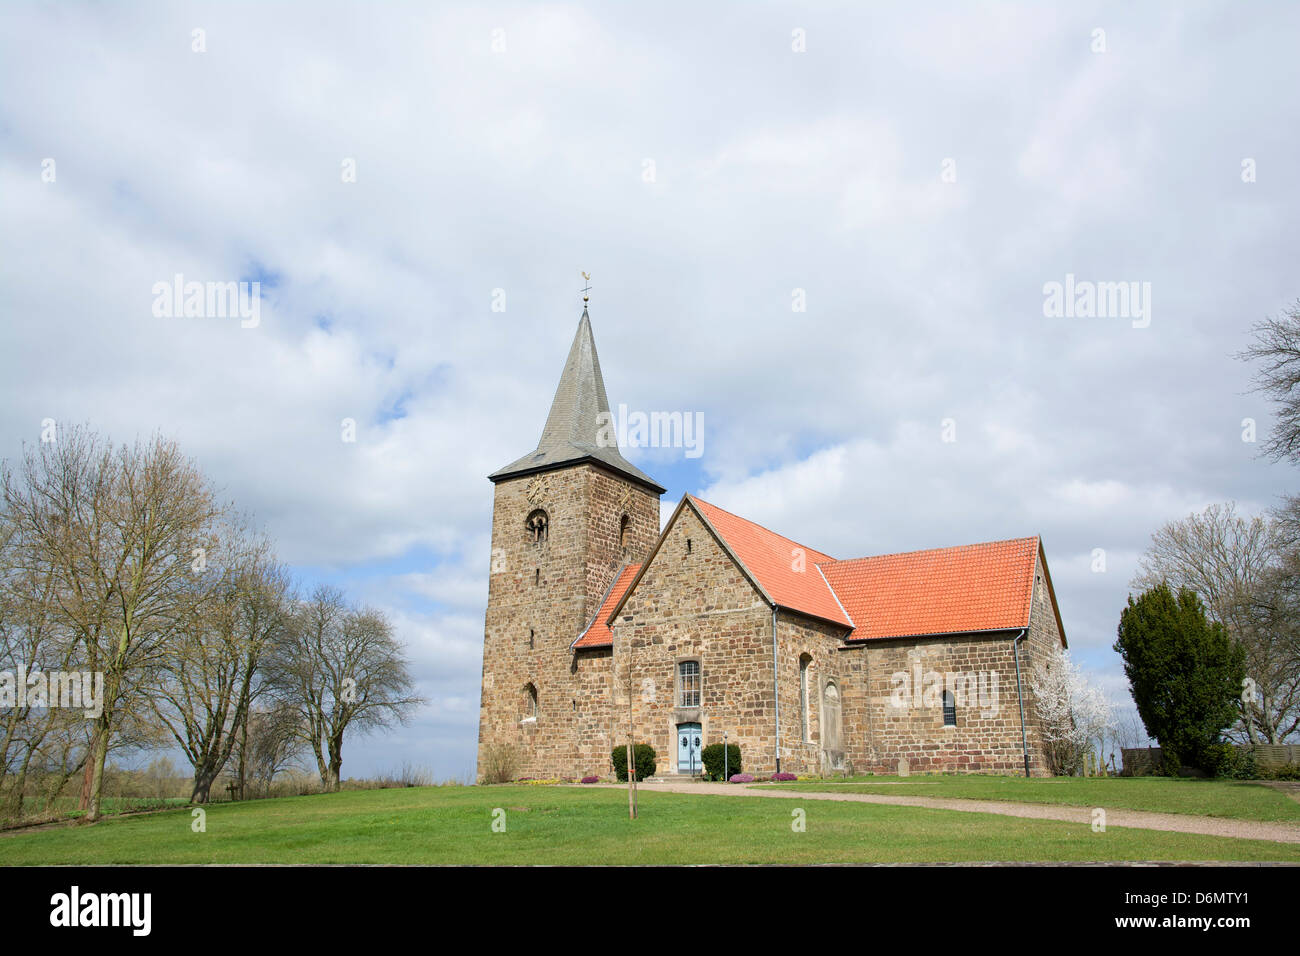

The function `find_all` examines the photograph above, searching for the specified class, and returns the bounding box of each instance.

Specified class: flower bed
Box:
[728,773,754,783]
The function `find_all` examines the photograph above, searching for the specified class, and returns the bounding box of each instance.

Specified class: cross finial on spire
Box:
[581,271,592,306]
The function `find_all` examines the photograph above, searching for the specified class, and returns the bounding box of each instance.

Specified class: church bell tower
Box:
[476,305,664,780]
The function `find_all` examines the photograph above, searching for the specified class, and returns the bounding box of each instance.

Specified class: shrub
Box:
[480,743,521,784]
[580,775,600,784]
[611,743,657,782]
[770,772,797,781]
[728,773,754,783]
[1197,743,1258,779]
[1264,762,1300,781]
[701,743,742,781]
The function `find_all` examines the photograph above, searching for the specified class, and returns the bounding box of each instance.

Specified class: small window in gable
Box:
[619,514,630,550]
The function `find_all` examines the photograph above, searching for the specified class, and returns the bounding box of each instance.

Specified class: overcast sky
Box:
[2,1,1297,780]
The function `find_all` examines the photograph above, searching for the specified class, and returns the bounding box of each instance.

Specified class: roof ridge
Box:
[821,534,1039,567]
[688,494,837,562]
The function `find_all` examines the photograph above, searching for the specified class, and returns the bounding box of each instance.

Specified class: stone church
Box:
[477,308,1067,780]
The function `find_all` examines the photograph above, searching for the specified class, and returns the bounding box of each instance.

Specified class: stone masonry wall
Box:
[776,612,852,775]
[841,633,1048,776]
[477,463,659,781]
[611,504,775,776]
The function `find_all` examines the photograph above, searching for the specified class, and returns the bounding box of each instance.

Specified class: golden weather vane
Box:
[581,271,592,305]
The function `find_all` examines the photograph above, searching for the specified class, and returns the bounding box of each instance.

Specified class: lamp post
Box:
[723,730,729,782]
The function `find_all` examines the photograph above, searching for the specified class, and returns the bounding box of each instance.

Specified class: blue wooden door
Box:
[677,723,702,774]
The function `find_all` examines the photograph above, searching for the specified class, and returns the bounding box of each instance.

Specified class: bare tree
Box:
[2,427,219,821]
[267,586,423,791]
[1132,502,1300,743]
[232,704,305,797]
[0,520,86,820]
[1239,299,1300,463]
[150,523,292,803]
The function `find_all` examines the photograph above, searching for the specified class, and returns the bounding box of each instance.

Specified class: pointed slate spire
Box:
[489,309,666,493]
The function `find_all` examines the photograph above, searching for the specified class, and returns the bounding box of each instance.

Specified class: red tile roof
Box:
[819,537,1039,640]
[690,497,853,628]
[573,563,641,649]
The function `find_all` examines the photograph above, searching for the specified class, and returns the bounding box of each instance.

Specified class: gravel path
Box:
[612,780,1300,844]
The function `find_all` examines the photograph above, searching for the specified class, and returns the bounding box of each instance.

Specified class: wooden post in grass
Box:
[627,735,637,819]
[626,646,637,819]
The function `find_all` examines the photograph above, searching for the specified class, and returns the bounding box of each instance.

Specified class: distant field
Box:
[757,775,1300,822]
[1,784,1298,864]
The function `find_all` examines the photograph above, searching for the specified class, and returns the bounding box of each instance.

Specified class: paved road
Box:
[606,780,1300,844]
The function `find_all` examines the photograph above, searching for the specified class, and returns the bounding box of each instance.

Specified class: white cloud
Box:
[2,0,1296,777]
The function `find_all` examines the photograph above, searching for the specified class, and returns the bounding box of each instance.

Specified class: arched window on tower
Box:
[619,514,630,551]
[523,683,538,721]
[525,509,549,544]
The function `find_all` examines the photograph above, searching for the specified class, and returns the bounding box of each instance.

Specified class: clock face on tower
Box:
[525,474,551,506]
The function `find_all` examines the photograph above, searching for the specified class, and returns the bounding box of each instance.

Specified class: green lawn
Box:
[1,784,1297,864]
[757,775,1300,822]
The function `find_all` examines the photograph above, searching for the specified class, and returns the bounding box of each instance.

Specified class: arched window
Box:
[678,660,700,708]
[799,654,812,742]
[523,683,538,720]
[619,514,630,549]
[942,689,956,727]
[525,509,549,543]
[822,681,843,766]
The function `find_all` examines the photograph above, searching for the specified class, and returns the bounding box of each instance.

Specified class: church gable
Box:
[606,495,853,631]
[612,498,769,627]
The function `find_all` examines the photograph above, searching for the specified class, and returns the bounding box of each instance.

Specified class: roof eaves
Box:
[845,624,1030,643]
[489,455,667,496]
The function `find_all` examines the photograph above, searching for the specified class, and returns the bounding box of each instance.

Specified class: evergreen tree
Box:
[1114,583,1245,773]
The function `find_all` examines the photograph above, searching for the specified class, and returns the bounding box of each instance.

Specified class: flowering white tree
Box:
[1028,648,1113,775]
